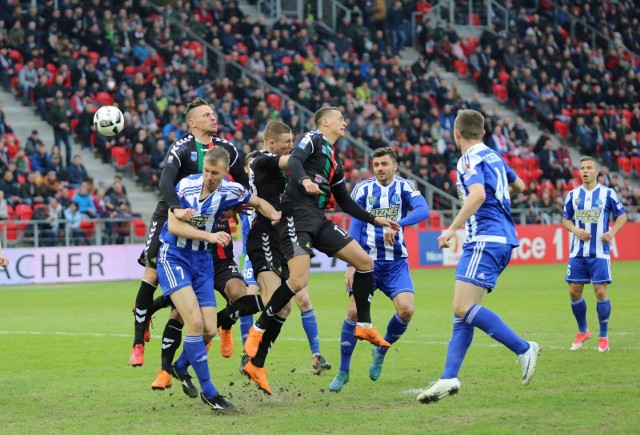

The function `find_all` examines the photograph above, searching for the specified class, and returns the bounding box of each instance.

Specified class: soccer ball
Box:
[94,105,124,137]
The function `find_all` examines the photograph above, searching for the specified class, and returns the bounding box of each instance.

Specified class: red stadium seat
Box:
[492,83,507,102]
[554,120,569,138]
[15,203,33,221]
[453,59,468,77]
[617,156,631,174]
[80,220,95,238]
[133,219,147,238]
[96,92,113,106]
[631,156,640,174]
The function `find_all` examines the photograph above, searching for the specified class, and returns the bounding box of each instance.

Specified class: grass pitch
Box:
[1,262,639,434]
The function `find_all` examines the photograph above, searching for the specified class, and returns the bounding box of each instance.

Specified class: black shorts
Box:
[137,207,167,269]
[213,257,245,302]
[246,220,289,280]
[280,201,353,260]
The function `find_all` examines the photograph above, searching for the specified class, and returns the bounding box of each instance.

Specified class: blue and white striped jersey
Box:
[350,176,424,261]
[160,175,251,251]
[457,143,519,246]
[563,184,626,259]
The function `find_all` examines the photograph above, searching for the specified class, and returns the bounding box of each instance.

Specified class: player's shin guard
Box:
[571,297,588,332]
[251,315,286,367]
[442,316,475,378]
[352,269,374,324]
[300,309,320,354]
[378,313,409,356]
[218,295,264,330]
[465,304,529,355]
[161,319,183,373]
[133,280,157,345]
[184,335,217,399]
[255,281,295,330]
[596,299,611,337]
[339,318,357,372]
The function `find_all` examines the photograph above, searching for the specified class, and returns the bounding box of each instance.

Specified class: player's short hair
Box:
[263,120,291,141]
[313,106,340,127]
[186,98,210,120]
[204,146,230,168]
[454,109,485,140]
[579,156,599,167]
[372,146,397,162]
[245,150,259,166]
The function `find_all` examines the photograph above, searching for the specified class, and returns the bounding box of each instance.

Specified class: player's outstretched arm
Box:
[332,182,399,229]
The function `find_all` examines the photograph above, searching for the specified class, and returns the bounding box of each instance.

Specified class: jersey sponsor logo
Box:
[575,208,602,224]
[190,215,209,227]
[313,173,328,184]
[190,151,197,161]
[370,205,400,220]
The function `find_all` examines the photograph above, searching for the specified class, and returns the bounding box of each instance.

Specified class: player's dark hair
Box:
[313,106,340,128]
[454,109,485,140]
[186,98,210,120]
[204,146,230,168]
[263,120,291,141]
[372,146,397,162]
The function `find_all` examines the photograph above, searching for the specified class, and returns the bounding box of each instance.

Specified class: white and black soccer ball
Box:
[94,105,124,137]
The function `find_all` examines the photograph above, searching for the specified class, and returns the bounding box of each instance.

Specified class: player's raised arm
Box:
[246,195,281,225]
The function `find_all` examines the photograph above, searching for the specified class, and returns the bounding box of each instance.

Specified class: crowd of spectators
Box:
[0,0,639,242]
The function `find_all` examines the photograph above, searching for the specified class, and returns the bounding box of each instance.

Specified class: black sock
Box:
[252,315,286,367]
[160,319,183,373]
[133,280,157,345]
[150,295,171,317]
[255,281,295,330]
[352,269,374,323]
[217,295,264,330]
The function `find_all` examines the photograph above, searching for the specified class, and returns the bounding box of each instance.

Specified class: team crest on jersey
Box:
[390,193,400,204]
[574,197,581,206]
[593,198,602,207]
[368,196,378,205]
[190,151,198,161]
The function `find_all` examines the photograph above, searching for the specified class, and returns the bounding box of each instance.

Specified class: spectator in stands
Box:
[131,142,157,190]
[107,180,130,210]
[67,155,89,189]
[0,170,21,205]
[72,182,97,218]
[33,75,50,121]
[30,142,51,175]
[39,170,60,201]
[24,129,43,156]
[18,59,38,106]
[37,196,62,247]
[47,95,73,167]
[46,153,67,182]
[63,201,90,246]
[76,101,95,150]
[19,171,43,206]
[0,191,8,220]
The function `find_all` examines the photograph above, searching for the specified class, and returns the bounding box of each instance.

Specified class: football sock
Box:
[133,280,157,345]
[174,348,190,373]
[571,297,588,332]
[218,295,264,330]
[352,269,374,324]
[378,313,409,356]
[596,298,611,337]
[255,281,295,329]
[161,319,183,373]
[442,316,474,378]
[300,309,320,354]
[150,295,171,317]
[184,335,217,399]
[252,315,286,368]
[338,318,357,373]
[240,315,253,345]
[465,304,529,355]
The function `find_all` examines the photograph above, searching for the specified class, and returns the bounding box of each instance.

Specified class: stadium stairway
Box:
[0,89,157,223]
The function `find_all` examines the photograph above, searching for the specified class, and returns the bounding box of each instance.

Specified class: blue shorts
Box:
[373,259,414,299]
[243,254,258,286]
[157,244,217,308]
[455,242,514,291]
[566,257,612,285]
